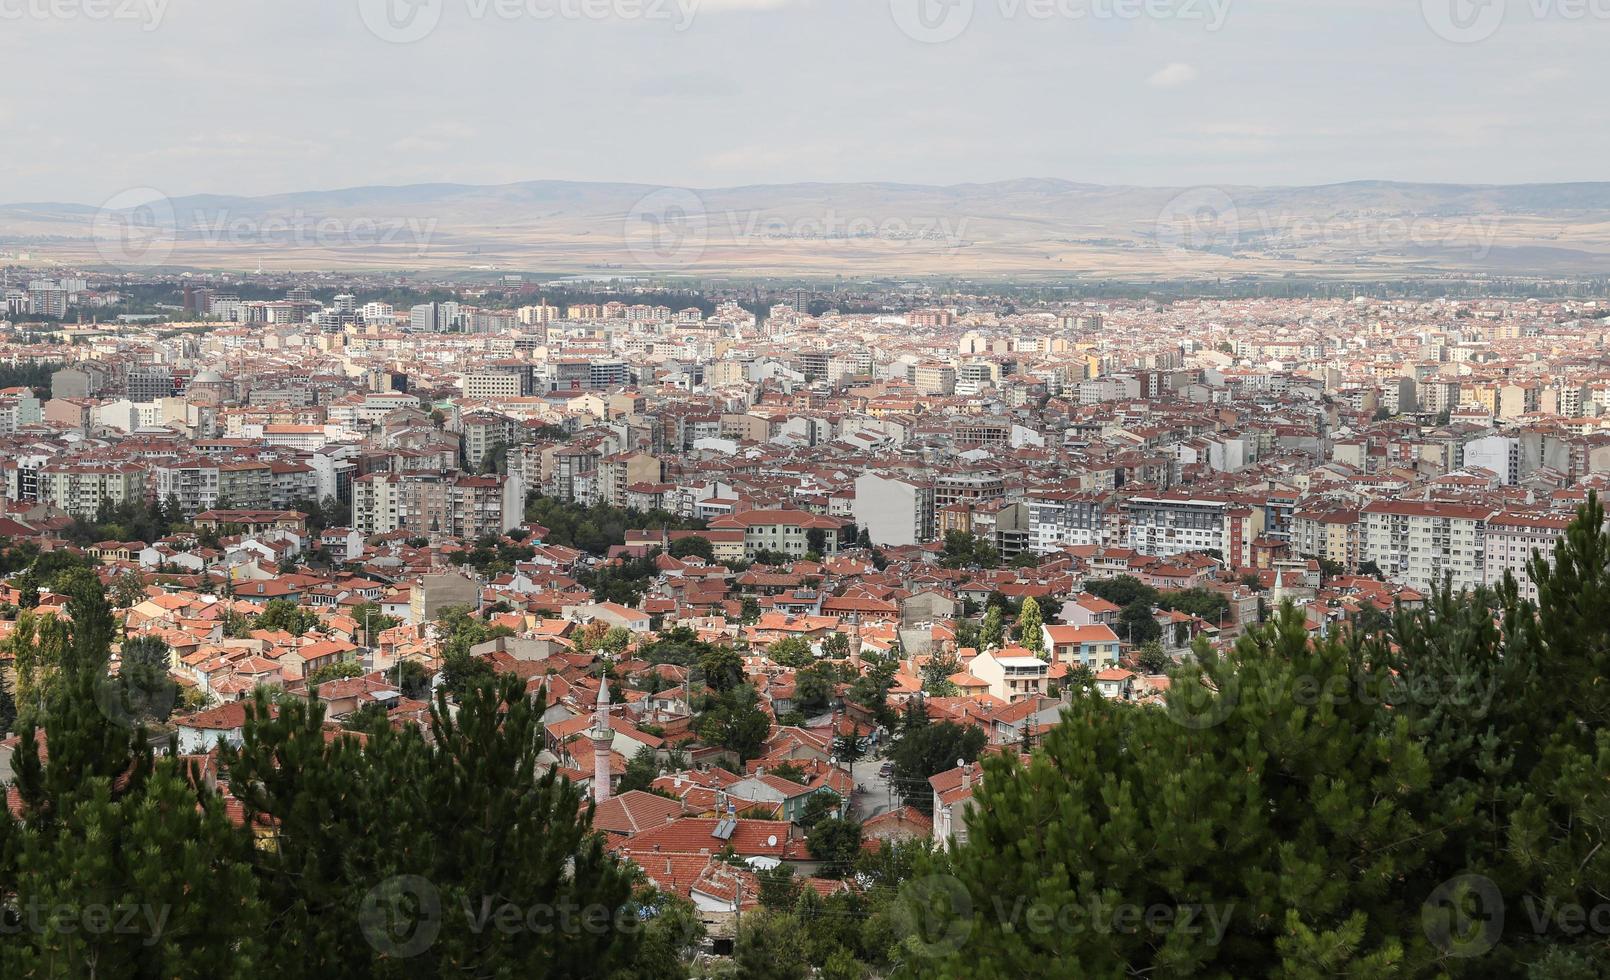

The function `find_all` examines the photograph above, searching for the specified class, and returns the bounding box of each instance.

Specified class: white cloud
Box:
[1147,63,1199,88]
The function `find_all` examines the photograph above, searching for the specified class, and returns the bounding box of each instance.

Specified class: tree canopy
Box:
[891,495,1610,978]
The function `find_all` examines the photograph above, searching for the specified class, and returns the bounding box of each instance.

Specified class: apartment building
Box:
[1290,507,1361,571]
[1484,510,1573,602]
[968,647,1049,703]
[218,461,274,509]
[707,509,849,559]
[0,387,43,434]
[598,452,665,509]
[853,473,935,546]
[1123,495,1235,559]
[463,373,522,400]
[1026,490,1112,553]
[912,363,957,396]
[152,458,221,516]
[351,470,524,539]
[39,461,146,519]
[462,412,521,470]
[1360,500,1496,593]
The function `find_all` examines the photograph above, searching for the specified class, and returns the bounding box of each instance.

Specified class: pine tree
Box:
[1016,596,1045,658]
[895,494,1610,978]
[977,606,1003,652]
[224,674,650,977]
[0,567,263,978]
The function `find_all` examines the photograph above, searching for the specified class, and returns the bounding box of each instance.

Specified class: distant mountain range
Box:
[4,178,1610,279]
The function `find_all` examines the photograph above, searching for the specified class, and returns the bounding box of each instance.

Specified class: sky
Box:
[3,0,1607,204]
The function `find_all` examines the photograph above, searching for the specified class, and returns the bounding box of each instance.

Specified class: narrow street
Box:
[850,754,897,821]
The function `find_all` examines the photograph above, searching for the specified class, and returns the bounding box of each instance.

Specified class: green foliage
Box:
[1157,586,1231,625]
[61,496,188,548]
[0,571,263,977]
[618,745,663,794]
[832,731,866,766]
[461,534,536,576]
[798,790,842,830]
[695,684,771,763]
[286,496,342,535]
[579,551,660,606]
[733,909,809,980]
[767,635,814,667]
[1118,601,1162,646]
[698,645,746,693]
[938,531,999,570]
[225,674,654,976]
[1082,575,1159,609]
[739,596,762,624]
[805,817,863,877]
[638,626,717,667]
[894,492,1610,977]
[435,605,510,701]
[768,761,809,784]
[111,569,147,609]
[350,601,402,640]
[116,633,178,725]
[1016,596,1045,657]
[307,660,363,685]
[667,535,714,561]
[888,721,986,814]
[253,598,321,637]
[847,654,898,728]
[524,494,703,556]
[1135,640,1172,675]
[793,663,837,714]
[977,606,1004,651]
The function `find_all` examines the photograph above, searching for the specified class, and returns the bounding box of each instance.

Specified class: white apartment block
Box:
[1123,495,1230,558]
[463,373,522,400]
[352,470,523,540]
[854,473,935,546]
[1361,500,1495,593]
[1462,435,1521,485]
[1026,491,1111,553]
[1483,510,1573,602]
[39,462,146,519]
[153,459,221,516]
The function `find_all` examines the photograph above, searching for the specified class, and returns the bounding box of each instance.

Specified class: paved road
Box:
[851,755,897,821]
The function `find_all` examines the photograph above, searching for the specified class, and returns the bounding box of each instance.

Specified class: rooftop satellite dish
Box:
[767,835,778,847]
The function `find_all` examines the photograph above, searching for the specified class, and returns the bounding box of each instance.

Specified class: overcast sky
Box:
[4,0,1606,203]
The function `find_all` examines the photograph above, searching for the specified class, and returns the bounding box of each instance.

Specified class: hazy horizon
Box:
[4,0,1608,206]
[16,174,1610,211]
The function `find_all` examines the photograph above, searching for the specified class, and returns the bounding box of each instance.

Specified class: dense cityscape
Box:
[0,264,1606,976]
[4,0,1610,972]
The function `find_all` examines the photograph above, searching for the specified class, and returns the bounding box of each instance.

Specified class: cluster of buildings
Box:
[3,269,1610,944]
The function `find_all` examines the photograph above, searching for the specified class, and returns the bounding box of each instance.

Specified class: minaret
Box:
[591,678,613,804]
